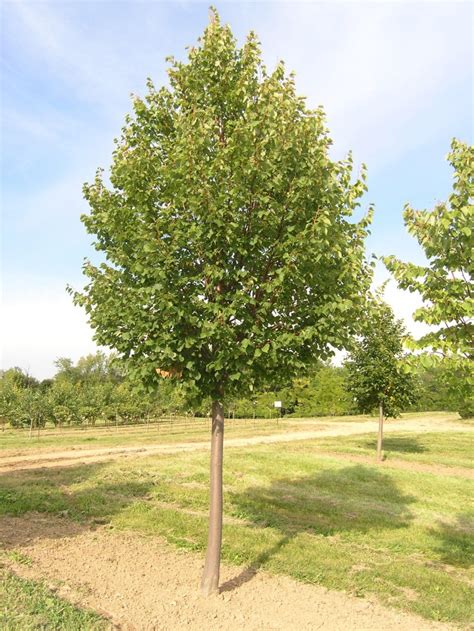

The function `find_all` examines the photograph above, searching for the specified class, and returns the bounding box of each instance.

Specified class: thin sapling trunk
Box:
[377,402,384,462]
[201,399,224,596]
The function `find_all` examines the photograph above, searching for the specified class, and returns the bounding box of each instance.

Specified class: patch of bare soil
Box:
[0,514,453,631]
[1,418,471,473]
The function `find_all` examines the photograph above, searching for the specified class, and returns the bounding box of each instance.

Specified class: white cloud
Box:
[2,108,61,143]
[10,171,88,231]
[4,1,168,114]
[0,278,102,380]
[7,2,123,109]
[257,2,472,170]
[373,262,430,338]
[383,279,430,339]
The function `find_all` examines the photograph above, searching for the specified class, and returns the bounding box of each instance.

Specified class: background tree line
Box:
[0,349,467,430]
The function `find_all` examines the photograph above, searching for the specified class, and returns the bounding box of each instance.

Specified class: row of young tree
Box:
[0,314,469,431]
[0,354,180,430]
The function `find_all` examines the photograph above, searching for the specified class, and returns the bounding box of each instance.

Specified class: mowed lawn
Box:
[0,428,472,626]
[0,411,459,453]
[0,417,316,453]
[310,429,474,469]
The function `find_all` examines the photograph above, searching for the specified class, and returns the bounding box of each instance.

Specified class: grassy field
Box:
[311,430,474,469]
[0,418,472,626]
[0,568,107,630]
[0,417,307,452]
[0,411,458,453]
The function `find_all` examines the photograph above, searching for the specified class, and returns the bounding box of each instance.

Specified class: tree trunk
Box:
[377,402,384,462]
[201,399,224,596]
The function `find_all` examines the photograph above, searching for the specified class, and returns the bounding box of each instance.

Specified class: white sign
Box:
[274,401,282,408]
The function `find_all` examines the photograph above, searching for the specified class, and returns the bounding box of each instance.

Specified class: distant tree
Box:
[228,364,353,419]
[155,380,191,416]
[54,358,76,381]
[226,390,279,419]
[39,378,54,392]
[228,396,256,418]
[47,379,80,427]
[385,139,473,418]
[408,362,456,413]
[0,368,40,430]
[55,352,122,385]
[0,367,38,390]
[292,364,352,417]
[0,370,21,429]
[71,12,372,594]
[346,299,417,461]
[15,388,51,435]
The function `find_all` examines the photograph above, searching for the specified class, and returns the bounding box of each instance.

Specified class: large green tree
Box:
[346,299,416,461]
[385,139,473,417]
[71,12,372,594]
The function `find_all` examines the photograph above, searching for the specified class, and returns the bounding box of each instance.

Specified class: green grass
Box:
[0,418,311,452]
[0,426,472,626]
[310,430,474,468]
[0,411,460,453]
[0,569,108,630]
[6,550,33,566]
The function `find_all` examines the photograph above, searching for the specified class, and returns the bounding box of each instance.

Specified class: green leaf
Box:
[72,10,373,401]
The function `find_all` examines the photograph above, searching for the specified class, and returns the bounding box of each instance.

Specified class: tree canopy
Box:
[385,139,473,417]
[71,11,373,402]
[345,298,417,418]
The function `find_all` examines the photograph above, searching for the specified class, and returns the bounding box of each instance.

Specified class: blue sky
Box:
[1,1,473,378]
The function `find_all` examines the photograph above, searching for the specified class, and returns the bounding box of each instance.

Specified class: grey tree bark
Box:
[377,402,384,462]
[200,399,224,596]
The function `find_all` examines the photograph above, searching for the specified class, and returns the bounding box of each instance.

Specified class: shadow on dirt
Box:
[221,464,415,592]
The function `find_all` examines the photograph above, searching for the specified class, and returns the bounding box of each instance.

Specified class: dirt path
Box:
[1,418,471,472]
[0,514,454,631]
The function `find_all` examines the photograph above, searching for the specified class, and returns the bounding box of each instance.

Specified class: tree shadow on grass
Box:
[430,513,474,568]
[362,435,427,455]
[0,462,155,549]
[221,464,415,592]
